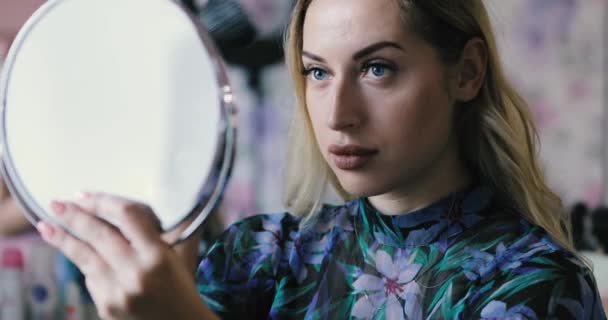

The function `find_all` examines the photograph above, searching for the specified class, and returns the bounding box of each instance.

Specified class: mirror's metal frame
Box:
[0,0,237,245]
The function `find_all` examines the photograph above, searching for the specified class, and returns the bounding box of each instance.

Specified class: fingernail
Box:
[36,222,55,239]
[50,201,66,215]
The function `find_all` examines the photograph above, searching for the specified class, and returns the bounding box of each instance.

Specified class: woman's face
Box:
[303,0,460,199]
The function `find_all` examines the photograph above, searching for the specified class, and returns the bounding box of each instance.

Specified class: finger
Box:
[37,221,109,277]
[71,192,163,249]
[49,200,135,266]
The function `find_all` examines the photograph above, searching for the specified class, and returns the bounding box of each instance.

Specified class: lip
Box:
[328,144,378,170]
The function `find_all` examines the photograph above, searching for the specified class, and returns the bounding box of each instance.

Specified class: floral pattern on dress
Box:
[196,186,607,319]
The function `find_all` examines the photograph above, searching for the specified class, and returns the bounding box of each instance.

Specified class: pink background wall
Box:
[0,0,44,36]
[0,0,45,61]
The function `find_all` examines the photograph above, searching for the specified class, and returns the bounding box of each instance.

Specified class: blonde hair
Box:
[281,0,573,250]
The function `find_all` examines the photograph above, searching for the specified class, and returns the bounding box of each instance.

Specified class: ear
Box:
[454,37,487,102]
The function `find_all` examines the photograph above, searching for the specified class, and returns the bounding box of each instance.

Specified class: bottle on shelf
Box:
[27,244,59,320]
[0,247,26,320]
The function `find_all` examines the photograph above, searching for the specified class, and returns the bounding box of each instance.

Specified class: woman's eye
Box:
[304,67,329,81]
[311,68,328,80]
[370,65,386,77]
[363,63,393,78]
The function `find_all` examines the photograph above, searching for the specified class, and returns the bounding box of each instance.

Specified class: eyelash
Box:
[302,67,329,81]
[301,59,397,80]
[301,67,320,76]
[361,60,396,78]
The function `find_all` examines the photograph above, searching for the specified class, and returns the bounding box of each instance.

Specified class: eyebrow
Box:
[302,51,326,63]
[352,41,404,60]
[302,41,405,63]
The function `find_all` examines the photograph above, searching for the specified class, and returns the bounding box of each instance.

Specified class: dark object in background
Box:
[198,0,257,50]
[571,202,591,250]
[182,0,258,50]
[591,207,608,254]
[182,0,287,93]
[179,0,200,15]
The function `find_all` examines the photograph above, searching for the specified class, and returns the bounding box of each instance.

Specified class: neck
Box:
[368,141,472,216]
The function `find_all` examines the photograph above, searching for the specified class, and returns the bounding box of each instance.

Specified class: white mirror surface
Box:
[0,0,234,241]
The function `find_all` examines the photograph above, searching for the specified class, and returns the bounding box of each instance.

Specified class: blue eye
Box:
[303,67,329,81]
[363,62,394,79]
[310,68,328,81]
[370,65,386,77]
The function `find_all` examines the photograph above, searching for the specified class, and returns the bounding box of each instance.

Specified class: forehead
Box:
[302,0,409,52]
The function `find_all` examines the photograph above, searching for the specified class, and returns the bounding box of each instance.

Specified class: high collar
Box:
[355,185,494,247]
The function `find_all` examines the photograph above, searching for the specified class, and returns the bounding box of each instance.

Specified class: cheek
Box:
[305,92,329,147]
[371,77,453,150]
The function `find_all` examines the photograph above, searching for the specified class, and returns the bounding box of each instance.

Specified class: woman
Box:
[37,0,607,319]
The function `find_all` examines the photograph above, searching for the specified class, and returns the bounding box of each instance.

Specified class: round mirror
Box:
[0,0,236,244]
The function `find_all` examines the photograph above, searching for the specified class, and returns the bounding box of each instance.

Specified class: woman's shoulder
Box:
[450,203,594,281]
[226,211,300,234]
[200,203,354,280]
[450,210,606,318]
[223,201,357,237]
[460,208,586,268]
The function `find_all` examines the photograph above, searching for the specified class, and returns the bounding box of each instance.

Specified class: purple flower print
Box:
[251,213,286,275]
[316,205,355,234]
[351,250,422,320]
[284,231,328,283]
[480,300,537,320]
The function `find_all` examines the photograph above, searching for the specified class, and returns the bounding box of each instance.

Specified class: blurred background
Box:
[0,0,606,318]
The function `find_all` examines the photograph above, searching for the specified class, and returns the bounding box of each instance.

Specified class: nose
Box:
[327,76,363,131]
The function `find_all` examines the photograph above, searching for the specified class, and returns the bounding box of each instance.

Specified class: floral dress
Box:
[196,186,607,319]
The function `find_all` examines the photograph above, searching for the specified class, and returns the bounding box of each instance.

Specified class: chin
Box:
[334,171,386,198]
